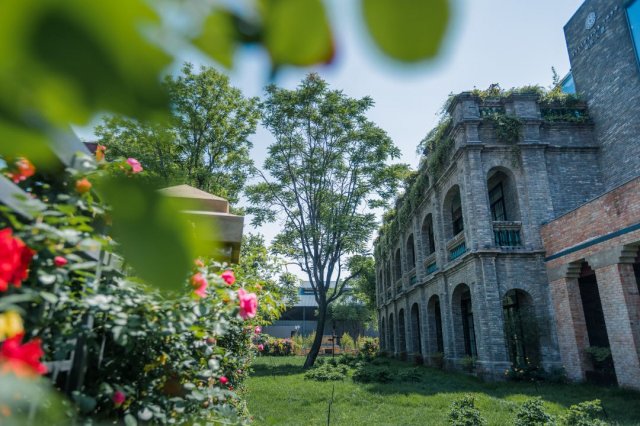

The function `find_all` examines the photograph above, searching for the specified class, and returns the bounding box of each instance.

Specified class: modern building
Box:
[374,0,640,389]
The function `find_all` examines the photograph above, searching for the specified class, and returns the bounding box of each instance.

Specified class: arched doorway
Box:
[502,289,539,367]
[380,317,386,351]
[388,314,395,353]
[579,262,616,383]
[452,284,477,357]
[406,234,416,270]
[427,295,444,354]
[410,303,422,355]
[398,309,406,355]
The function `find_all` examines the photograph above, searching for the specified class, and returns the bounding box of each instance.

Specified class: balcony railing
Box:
[408,269,417,286]
[493,221,523,247]
[426,261,438,275]
[395,278,403,294]
[447,232,467,261]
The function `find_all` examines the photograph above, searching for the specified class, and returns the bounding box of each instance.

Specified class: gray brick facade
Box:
[375,0,640,388]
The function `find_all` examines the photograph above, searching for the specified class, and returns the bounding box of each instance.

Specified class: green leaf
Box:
[124,414,138,426]
[361,0,450,62]
[262,0,333,66]
[195,9,237,68]
[0,0,171,126]
[71,391,97,414]
[97,176,217,294]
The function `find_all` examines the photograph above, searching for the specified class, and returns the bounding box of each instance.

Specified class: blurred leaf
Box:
[124,414,138,426]
[262,0,333,66]
[361,0,450,62]
[195,9,237,68]
[97,176,217,294]
[0,374,71,424]
[0,120,56,166]
[0,0,171,127]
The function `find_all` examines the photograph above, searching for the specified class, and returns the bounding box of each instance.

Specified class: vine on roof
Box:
[376,84,588,256]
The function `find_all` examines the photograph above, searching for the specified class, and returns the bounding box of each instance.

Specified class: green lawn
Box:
[245,356,640,426]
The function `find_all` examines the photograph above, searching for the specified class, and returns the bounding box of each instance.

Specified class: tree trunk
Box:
[304,304,327,368]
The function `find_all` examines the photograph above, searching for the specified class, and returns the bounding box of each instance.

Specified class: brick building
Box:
[374,0,640,388]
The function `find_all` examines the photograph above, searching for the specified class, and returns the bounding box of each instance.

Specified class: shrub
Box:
[340,332,355,352]
[560,400,608,426]
[262,336,295,356]
[337,353,359,367]
[352,363,393,384]
[397,367,423,382]
[357,336,379,359]
[448,394,487,426]
[515,398,555,426]
[304,363,348,382]
[505,361,544,382]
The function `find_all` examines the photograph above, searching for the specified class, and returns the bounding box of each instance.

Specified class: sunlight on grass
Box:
[245,356,640,425]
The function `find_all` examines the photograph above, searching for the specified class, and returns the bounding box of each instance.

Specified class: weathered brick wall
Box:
[541,176,640,264]
[565,0,640,190]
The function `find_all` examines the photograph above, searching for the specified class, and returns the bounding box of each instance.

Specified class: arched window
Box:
[394,249,402,281]
[428,295,444,354]
[452,284,477,357]
[398,309,406,354]
[487,168,521,222]
[443,185,464,239]
[406,234,416,270]
[388,314,395,353]
[421,214,436,256]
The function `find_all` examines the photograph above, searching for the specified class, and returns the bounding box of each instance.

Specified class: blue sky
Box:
[79,0,586,278]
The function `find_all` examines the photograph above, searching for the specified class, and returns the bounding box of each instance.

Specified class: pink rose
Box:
[126,158,143,174]
[254,326,262,335]
[191,273,208,298]
[257,344,264,352]
[113,390,126,406]
[54,256,68,267]
[219,376,228,385]
[220,270,235,285]
[237,288,257,320]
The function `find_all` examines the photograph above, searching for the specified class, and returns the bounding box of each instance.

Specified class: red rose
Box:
[221,270,235,285]
[6,158,35,184]
[0,333,47,376]
[219,376,228,385]
[0,229,34,292]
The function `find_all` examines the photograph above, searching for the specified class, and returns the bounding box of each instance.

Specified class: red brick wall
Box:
[541,176,640,262]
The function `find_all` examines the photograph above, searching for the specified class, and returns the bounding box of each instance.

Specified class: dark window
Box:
[407,235,416,270]
[423,216,436,255]
[578,266,610,348]
[489,182,507,221]
[434,299,444,353]
[452,194,464,235]
[461,293,477,357]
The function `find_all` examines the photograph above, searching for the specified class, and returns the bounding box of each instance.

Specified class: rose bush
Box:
[0,153,281,424]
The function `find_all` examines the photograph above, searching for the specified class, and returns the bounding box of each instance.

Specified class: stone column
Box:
[589,247,640,390]
[548,263,589,381]
[519,143,553,249]
[474,254,511,378]
[461,147,494,250]
[419,286,430,358]
[404,297,412,355]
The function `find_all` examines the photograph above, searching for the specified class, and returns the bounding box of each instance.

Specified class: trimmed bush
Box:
[304,363,348,382]
[515,398,555,426]
[352,363,393,383]
[448,394,487,426]
[560,400,608,426]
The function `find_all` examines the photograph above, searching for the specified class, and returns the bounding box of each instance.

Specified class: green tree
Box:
[247,74,406,367]
[235,233,299,322]
[96,63,260,204]
[348,255,377,312]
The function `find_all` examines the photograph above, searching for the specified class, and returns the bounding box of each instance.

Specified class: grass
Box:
[245,356,640,425]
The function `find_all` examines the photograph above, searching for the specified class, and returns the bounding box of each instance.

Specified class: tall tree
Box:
[247,74,406,367]
[96,63,260,204]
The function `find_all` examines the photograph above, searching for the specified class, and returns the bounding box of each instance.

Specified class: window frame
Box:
[627,0,640,70]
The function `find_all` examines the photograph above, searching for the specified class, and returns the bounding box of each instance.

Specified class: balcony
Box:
[493,221,523,247]
[395,278,403,294]
[408,269,417,286]
[447,232,467,261]
[423,252,437,275]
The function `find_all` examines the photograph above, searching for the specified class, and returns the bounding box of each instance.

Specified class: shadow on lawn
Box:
[361,362,640,423]
[251,362,305,378]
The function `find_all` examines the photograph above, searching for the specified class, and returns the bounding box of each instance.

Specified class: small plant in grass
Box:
[448,394,487,426]
[352,363,393,383]
[461,356,476,372]
[559,400,608,426]
[505,361,544,382]
[304,363,348,382]
[337,353,359,367]
[515,398,555,426]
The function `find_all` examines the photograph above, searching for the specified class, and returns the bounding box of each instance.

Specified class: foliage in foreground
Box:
[0,154,278,424]
[515,397,555,426]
